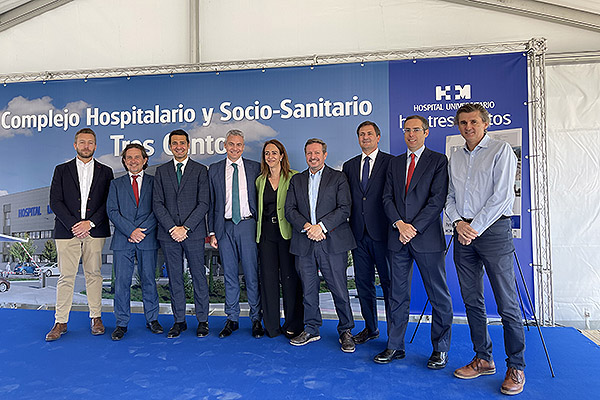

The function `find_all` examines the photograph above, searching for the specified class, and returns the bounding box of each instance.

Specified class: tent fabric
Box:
[547,62,600,328]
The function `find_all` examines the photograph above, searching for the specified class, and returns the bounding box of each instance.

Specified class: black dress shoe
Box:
[373,348,406,364]
[352,328,380,345]
[427,351,448,369]
[219,320,239,338]
[197,321,209,338]
[252,320,265,338]
[167,321,187,338]
[111,326,127,341]
[146,320,164,334]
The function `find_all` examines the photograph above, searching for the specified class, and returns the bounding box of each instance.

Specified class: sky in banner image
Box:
[0,61,390,195]
[388,52,533,317]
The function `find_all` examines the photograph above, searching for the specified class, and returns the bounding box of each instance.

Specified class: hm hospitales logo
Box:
[435,84,471,101]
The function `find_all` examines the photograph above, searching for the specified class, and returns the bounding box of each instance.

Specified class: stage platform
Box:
[0,308,598,399]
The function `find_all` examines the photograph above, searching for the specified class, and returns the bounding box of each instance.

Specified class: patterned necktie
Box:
[232,163,241,224]
[361,156,370,192]
[176,162,183,185]
[132,175,140,206]
[406,153,415,195]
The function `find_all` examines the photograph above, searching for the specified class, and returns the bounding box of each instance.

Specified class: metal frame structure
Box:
[0,38,553,325]
[526,38,553,326]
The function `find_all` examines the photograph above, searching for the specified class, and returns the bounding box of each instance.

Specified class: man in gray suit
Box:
[153,129,210,339]
[285,138,356,353]
[208,129,263,339]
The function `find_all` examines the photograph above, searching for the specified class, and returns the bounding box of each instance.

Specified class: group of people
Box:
[43,102,525,396]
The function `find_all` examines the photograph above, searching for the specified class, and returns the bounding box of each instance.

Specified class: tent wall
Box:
[547,62,600,329]
[1,0,600,74]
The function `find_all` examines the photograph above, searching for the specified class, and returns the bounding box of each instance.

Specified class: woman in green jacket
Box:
[256,139,304,338]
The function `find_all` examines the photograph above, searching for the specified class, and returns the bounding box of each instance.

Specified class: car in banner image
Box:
[14,262,36,275]
[35,263,60,277]
[0,277,9,292]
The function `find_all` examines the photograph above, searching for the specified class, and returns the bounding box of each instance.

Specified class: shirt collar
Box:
[407,145,425,159]
[226,157,242,168]
[309,166,325,178]
[361,148,379,162]
[173,157,189,168]
[76,157,94,168]
[128,170,144,179]
[463,134,490,152]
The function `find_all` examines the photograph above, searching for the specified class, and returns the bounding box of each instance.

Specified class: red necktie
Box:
[406,153,415,195]
[132,175,140,206]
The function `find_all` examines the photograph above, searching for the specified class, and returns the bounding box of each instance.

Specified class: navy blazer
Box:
[285,165,356,256]
[383,148,448,253]
[342,151,393,242]
[153,159,210,242]
[107,173,158,251]
[49,158,114,239]
[208,158,260,240]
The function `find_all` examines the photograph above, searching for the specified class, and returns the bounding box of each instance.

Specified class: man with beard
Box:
[46,128,114,341]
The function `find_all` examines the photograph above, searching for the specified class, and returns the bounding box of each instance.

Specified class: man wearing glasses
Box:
[373,115,453,369]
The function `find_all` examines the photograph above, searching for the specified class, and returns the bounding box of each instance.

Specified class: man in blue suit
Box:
[373,115,453,369]
[107,143,162,340]
[153,129,210,339]
[208,129,263,339]
[342,121,393,345]
[285,138,356,353]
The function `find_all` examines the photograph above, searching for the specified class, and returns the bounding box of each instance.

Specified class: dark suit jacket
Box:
[342,151,393,242]
[208,158,260,240]
[49,158,114,239]
[383,148,448,253]
[285,165,356,256]
[107,173,158,251]
[153,159,209,242]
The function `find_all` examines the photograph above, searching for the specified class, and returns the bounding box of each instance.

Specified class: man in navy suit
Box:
[208,129,264,339]
[373,115,453,369]
[46,128,114,341]
[153,129,210,339]
[285,138,356,352]
[107,143,162,340]
[342,121,393,345]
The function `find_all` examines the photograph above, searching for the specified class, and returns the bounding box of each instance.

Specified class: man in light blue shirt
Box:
[445,103,525,396]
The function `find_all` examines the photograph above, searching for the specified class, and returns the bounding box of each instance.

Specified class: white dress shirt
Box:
[76,158,94,219]
[360,148,379,182]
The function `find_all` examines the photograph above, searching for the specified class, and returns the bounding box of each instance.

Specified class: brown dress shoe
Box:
[454,356,496,379]
[45,323,67,341]
[91,317,105,335]
[500,367,525,395]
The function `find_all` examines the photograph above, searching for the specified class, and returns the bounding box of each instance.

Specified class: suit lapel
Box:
[67,159,81,196]
[316,166,332,209]
[178,160,194,192]
[365,152,384,193]
[122,174,136,206]
[399,153,408,195]
[407,148,432,194]
[165,161,179,193]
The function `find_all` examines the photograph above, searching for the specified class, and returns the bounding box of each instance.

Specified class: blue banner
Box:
[0,52,532,317]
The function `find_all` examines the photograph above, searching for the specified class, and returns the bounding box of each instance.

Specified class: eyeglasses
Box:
[403,128,424,133]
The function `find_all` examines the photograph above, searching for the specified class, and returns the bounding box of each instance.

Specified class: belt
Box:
[462,215,510,223]
[225,216,253,222]
[269,216,278,224]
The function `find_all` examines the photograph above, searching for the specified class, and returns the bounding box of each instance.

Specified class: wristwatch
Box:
[89,221,96,228]
[452,220,460,229]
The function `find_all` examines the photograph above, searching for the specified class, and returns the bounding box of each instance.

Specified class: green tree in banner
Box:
[41,240,57,263]
[9,238,37,262]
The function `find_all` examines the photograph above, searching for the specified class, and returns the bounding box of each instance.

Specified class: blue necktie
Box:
[232,163,241,224]
[361,156,370,192]
[176,163,183,185]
